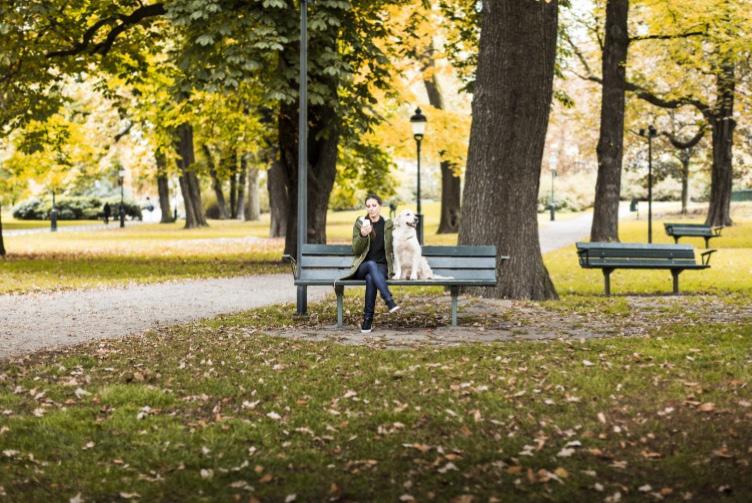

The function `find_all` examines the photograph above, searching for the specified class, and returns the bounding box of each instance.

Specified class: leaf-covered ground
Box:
[1,290,751,501]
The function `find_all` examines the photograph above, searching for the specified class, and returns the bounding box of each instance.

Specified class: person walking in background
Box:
[103,202,111,224]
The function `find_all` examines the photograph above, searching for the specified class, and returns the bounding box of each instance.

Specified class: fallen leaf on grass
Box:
[698,402,716,412]
[70,494,84,503]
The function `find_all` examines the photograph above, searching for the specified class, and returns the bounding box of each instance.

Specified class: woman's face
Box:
[365,198,381,220]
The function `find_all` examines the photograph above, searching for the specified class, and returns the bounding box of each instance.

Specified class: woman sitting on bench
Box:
[340,193,400,334]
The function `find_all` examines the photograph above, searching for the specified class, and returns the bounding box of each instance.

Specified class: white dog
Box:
[392,209,450,280]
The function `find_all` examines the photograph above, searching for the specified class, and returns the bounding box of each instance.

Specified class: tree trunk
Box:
[246,166,260,221]
[438,161,461,233]
[236,153,247,219]
[176,123,207,228]
[0,206,6,257]
[279,100,340,257]
[229,159,238,219]
[706,63,735,227]
[458,0,559,300]
[590,0,628,242]
[203,144,228,219]
[267,159,288,237]
[680,149,690,215]
[421,45,461,234]
[156,152,173,223]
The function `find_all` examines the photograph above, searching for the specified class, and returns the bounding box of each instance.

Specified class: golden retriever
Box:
[392,209,450,280]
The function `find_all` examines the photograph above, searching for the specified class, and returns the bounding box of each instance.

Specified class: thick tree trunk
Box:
[236,153,247,219]
[0,206,6,256]
[267,160,288,237]
[458,0,558,300]
[155,152,173,223]
[706,63,735,227]
[203,144,228,219]
[590,0,628,242]
[279,100,339,257]
[421,47,461,234]
[246,167,260,221]
[176,123,207,228]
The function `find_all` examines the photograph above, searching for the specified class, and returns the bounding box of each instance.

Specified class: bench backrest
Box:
[299,244,497,282]
[576,242,698,267]
[664,223,715,235]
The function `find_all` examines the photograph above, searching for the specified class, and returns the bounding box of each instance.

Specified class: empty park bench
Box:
[664,223,722,248]
[287,244,507,327]
[576,242,715,296]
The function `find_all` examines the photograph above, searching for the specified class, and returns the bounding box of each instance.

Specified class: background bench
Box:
[289,244,507,327]
[664,223,722,248]
[576,242,715,296]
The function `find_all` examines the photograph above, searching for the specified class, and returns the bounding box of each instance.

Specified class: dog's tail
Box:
[429,274,454,280]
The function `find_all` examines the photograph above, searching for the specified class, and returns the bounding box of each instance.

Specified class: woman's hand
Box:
[360,218,372,236]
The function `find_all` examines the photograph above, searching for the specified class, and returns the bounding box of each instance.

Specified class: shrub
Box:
[12,197,142,220]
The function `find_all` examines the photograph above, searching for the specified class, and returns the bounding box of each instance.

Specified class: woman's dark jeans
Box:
[354,260,393,319]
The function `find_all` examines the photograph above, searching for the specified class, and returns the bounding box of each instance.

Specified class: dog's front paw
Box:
[409,273,418,280]
[393,269,401,279]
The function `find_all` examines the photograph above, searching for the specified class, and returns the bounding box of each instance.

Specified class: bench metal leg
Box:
[603,268,613,296]
[673,236,680,244]
[704,237,710,248]
[335,285,345,328]
[450,286,459,327]
[671,270,681,295]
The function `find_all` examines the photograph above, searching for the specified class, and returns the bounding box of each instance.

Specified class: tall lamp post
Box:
[639,125,657,243]
[118,168,126,228]
[296,0,309,315]
[410,107,427,245]
[50,190,58,232]
[549,156,558,222]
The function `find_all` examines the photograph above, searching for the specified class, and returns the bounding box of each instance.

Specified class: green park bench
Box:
[664,223,722,248]
[576,242,715,296]
[287,244,507,327]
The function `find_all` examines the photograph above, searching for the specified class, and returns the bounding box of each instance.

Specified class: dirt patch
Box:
[257,294,752,349]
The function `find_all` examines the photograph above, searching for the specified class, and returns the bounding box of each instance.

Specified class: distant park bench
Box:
[664,223,722,248]
[576,242,715,296]
[287,244,507,327]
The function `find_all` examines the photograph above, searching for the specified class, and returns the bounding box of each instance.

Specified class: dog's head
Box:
[396,209,419,228]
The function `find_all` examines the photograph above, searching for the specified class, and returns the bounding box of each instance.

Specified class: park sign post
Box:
[296,0,309,315]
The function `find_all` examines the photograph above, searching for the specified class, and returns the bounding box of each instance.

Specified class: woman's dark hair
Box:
[362,193,382,239]
[364,193,382,206]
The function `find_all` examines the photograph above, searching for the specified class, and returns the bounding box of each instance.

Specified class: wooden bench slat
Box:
[300,255,497,269]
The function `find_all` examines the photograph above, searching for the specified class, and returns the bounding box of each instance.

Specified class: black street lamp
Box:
[410,107,427,245]
[549,156,558,222]
[50,190,58,232]
[118,168,126,228]
[639,125,658,243]
[296,0,309,315]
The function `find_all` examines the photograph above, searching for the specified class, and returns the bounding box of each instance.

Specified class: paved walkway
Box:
[0,208,617,359]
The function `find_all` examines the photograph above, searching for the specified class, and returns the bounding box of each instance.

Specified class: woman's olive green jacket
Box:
[340,217,394,280]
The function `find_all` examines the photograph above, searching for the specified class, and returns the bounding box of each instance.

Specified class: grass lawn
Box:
[1,207,751,501]
[0,201,593,294]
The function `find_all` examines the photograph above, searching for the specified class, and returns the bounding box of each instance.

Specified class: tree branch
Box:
[661,124,706,149]
[630,29,706,43]
[46,3,165,58]
[623,80,710,116]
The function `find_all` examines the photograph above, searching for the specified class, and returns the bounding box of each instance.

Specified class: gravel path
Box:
[0,276,329,360]
[4,220,145,237]
[1,207,618,359]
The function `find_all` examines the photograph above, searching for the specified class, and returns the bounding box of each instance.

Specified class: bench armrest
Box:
[711,226,723,237]
[700,249,717,266]
[282,254,298,278]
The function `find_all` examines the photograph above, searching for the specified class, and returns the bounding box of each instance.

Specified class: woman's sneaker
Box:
[386,300,400,314]
[361,318,373,333]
